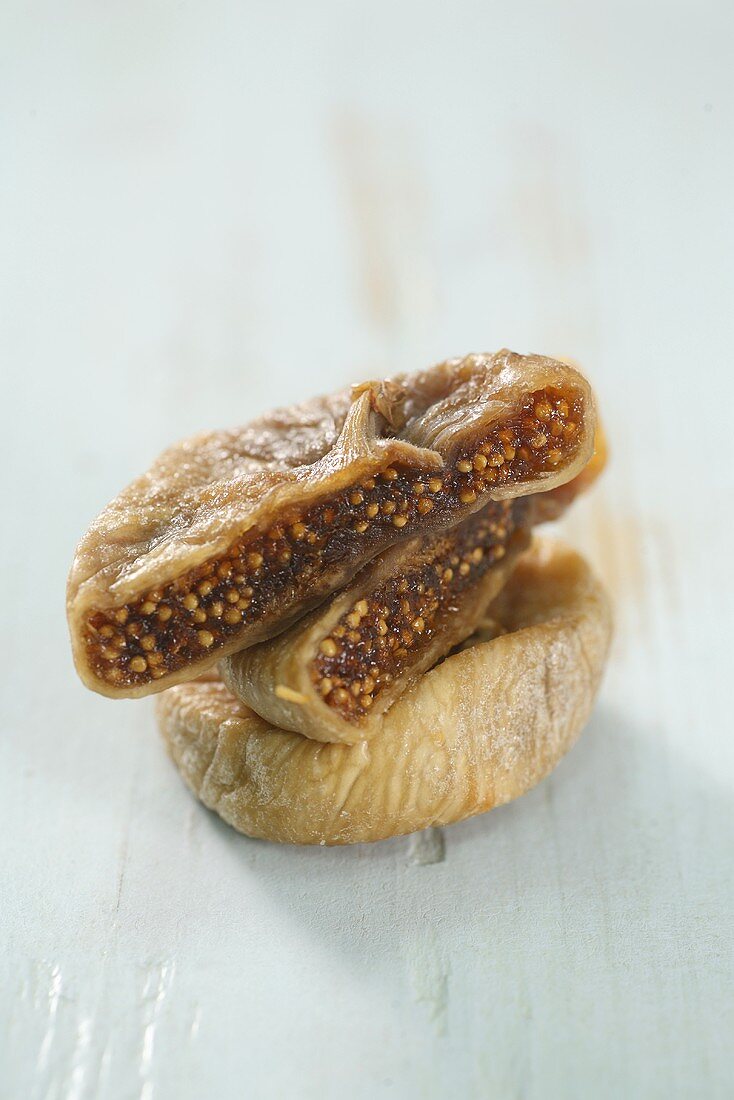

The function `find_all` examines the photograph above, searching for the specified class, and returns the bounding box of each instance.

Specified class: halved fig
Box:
[222,501,530,743]
[156,540,612,846]
[221,420,607,744]
[68,351,595,698]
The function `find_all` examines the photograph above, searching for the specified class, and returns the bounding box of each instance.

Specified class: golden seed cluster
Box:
[309,499,525,721]
[85,386,579,688]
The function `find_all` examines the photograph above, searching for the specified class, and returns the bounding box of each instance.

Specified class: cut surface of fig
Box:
[68,353,595,697]
[223,499,530,743]
[309,502,525,722]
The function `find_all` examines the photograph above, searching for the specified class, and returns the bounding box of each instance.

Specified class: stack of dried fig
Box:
[68,350,611,844]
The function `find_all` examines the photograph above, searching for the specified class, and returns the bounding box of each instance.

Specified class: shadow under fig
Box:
[197,702,734,974]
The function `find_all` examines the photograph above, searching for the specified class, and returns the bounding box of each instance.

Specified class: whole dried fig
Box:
[156,540,612,845]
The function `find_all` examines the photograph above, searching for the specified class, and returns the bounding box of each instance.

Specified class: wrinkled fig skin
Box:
[157,540,612,846]
[68,351,595,698]
[222,502,530,744]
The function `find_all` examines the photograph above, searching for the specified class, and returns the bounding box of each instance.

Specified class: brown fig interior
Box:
[309,500,528,720]
[84,385,582,691]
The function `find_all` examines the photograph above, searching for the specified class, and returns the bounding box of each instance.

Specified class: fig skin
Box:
[67,351,595,699]
[156,540,612,846]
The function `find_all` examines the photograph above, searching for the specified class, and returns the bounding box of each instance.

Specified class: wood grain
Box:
[1,1,732,1097]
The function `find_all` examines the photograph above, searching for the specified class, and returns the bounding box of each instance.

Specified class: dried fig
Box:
[68,351,595,698]
[156,540,612,846]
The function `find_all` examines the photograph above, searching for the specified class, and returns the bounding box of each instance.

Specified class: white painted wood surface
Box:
[2,2,733,1097]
